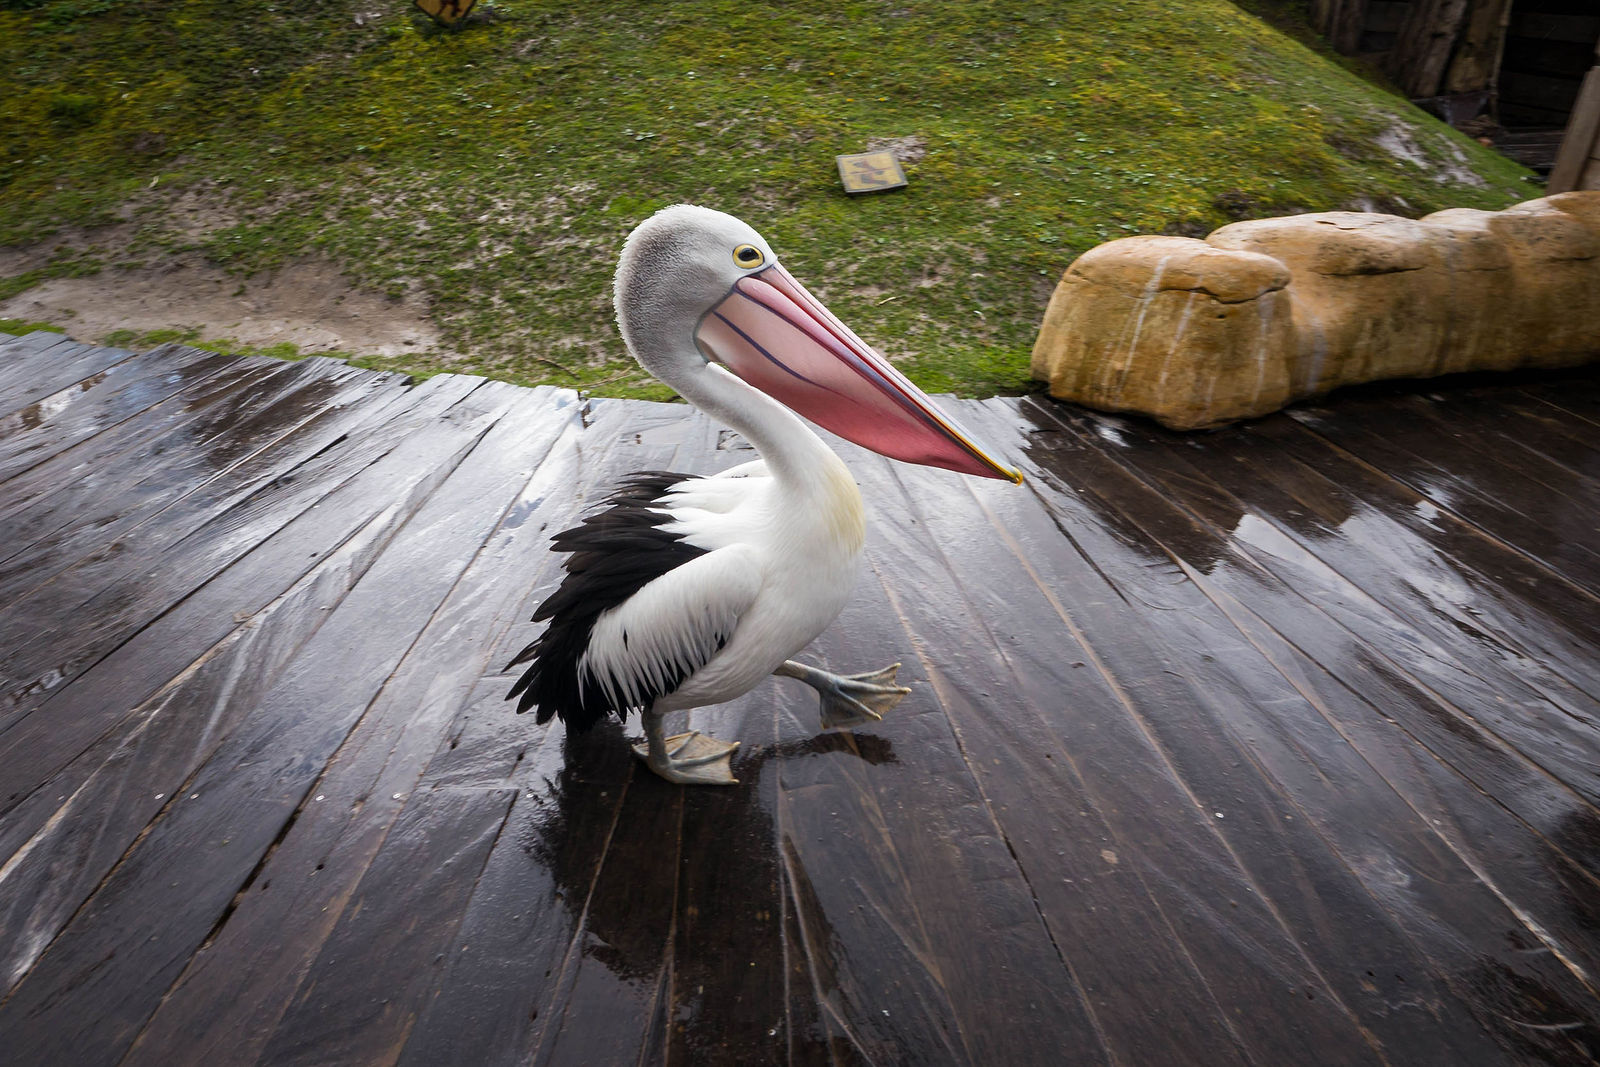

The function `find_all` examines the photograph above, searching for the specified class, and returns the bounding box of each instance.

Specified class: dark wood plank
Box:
[0,386,570,994]
[0,369,488,752]
[1439,384,1600,485]
[0,468,426,996]
[258,786,519,1067]
[377,405,729,1067]
[1517,373,1600,428]
[844,437,1386,1066]
[123,396,706,1067]
[0,334,132,414]
[0,381,513,976]
[0,344,235,483]
[0,381,533,1067]
[757,533,1108,1065]
[662,425,821,1066]
[119,388,586,1066]
[387,726,635,1067]
[1,336,1598,1065]
[0,352,288,539]
[0,356,378,602]
[1036,399,1600,811]
[413,397,718,792]
[521,763,689,1067]
[436,407,728,1067]
[1240,413,1600,783]
[646,415,1100,1067]
[0,373,496,813]
[1008,396,1600,1058]
[1285,389,1600,598]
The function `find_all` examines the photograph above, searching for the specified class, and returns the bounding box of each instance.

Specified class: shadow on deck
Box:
[1,330,1598,1065]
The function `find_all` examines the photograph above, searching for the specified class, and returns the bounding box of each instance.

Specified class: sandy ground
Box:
[0,251,444,358]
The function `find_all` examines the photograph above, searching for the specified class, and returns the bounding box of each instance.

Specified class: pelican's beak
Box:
[695,263,1023,483]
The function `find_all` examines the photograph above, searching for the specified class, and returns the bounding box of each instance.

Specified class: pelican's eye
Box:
[732,244,765,269]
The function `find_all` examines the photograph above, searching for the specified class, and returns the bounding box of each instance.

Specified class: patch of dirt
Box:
[0,252,445,357]
[1375,121,1486,188]
[864,135,928,164]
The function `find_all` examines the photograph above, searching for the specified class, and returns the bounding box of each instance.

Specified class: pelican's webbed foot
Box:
[776,660,911,730]
[633,721,740,786]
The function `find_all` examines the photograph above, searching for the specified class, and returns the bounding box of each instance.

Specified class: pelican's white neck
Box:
[673,355,848,490]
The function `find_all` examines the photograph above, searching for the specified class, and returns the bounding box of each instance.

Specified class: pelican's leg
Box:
[632,706,740,786]
[775,660,911,730]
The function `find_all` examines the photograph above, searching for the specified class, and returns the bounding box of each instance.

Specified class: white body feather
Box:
[577,434,866,714]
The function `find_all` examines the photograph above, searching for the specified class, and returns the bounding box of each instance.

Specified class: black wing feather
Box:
[505,471,711,731]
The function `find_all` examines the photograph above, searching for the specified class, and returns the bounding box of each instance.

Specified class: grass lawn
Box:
[0,0,1535,398]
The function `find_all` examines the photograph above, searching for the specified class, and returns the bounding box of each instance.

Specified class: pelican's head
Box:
[615,204,1021,483]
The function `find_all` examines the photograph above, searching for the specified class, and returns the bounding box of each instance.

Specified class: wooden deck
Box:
[0,329,1598,1065]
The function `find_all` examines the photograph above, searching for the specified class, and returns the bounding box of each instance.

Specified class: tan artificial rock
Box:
[1030,236,1296,429]
[1030,192,1600,429]
[1206,212,1449,393]
[1484,197,1600,370]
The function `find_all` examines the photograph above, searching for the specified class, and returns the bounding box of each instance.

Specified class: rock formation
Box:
[1030,192,1600,429]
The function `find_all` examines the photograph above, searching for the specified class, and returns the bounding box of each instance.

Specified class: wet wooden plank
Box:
[1025,403,1600,816]
[0,357,379,604]
[0,385,567,969]
[120,388,584,1066]
[0,331,76,395]
[662,434,821,1067]
[1008,396,1600,1058]
[389,730,634,1067]
[0,353,286,540]
[1516,372,1600,427]
[0,354,341,619]
[1284,392,1600,598]
[369,406,732,1067]
[0,384,531,1066]
[0,361,412,619]
[0,471,429,997]
[257,786,519,1067]
[1423,382,1600,486]
[0,340,1597,1066]
[0,375,496,813]
[416,398,714,792]
[454,411,731,1067]
[0,344,234,483]
[762,513,1108,1064]
[0,357,417,583]
[844,440,1380,1066]
[124,397,700,1067]
[0,333,132,414]
[662,417,1090,1067]
[1214,413,1600,791]
[0,369,489,753]
[523,763,689,1067]
[383,405,716,1067]
[539,414,801,1067]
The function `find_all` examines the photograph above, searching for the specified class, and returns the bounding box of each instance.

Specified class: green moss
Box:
[187,336,305,360]
[0,318,66,335]
[133,327,200,346]
[91,327,325,362]
[0,0,1538,397]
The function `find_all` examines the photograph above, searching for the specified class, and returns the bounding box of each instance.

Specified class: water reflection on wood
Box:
[0,333,1597,1065]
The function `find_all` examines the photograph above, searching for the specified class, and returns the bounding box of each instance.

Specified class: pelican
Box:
[506,205,1021,784]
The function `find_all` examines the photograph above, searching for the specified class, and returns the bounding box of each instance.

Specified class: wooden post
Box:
[1387,0,1472,98]
[1311,0,1370,55]
[1442,0,1514,97]
[1550,60,1600,193]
